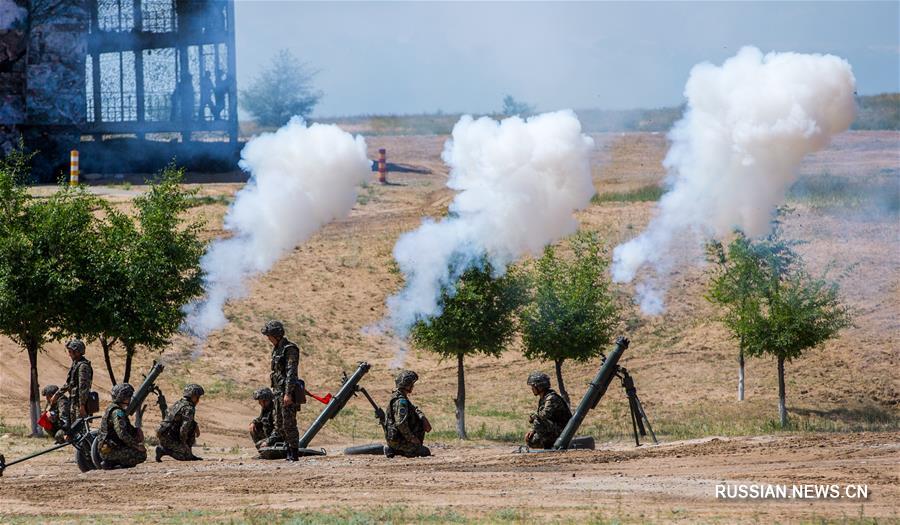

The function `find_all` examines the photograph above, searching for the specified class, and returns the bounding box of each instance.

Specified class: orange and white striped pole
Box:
[69,150,79,186]
[377,148,387,184]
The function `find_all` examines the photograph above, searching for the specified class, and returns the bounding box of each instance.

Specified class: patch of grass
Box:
[356,182,380,205]
[582,400,899,441]
[592,184,665,204]
[186,194,232,207]
[204,377,239,398]
[468,404,520,420]
[110,181,134,190]
[788,172,900,213]
[0,417,28,436]
[430,422,525,443]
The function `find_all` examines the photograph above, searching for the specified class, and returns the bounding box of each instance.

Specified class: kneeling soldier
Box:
[41,384,69,444]
[249,387,275,450]
[97,383,147,469]
[384,370,432,458]
[155,384,204,461]
[525,372,572,449]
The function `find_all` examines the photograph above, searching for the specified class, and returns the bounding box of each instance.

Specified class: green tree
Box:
[73,166,205,385]
[501,95,535,117]
[706,228,797,401]
[520,232,620,405]
[242,49,322,126]
[410,261,525,439]
[707,224,852,427]
[0,148,98,435]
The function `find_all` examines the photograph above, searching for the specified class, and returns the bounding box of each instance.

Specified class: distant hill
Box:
[577,94,899,133]
[575,106,684,133]
[851,93,900,130]
[242,94,899,137]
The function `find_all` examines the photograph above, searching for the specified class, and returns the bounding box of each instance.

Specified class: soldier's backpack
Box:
[291,378,307,405]
[383,398,399,444]
[85,391,100,415]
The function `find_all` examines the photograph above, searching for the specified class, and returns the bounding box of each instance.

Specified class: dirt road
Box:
[1,432,897,523]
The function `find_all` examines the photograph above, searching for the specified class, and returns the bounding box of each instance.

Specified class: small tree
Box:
[501,95,535,117]
[74,166,205,384]
[520,232,620,404]
[0,150,97,435]
[707,224,852,427]
[242,49,322,126]
[706,228,798,401]
[410,261,525,439]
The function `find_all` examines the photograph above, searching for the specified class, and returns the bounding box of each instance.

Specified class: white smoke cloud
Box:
[0,0,26,30]
[612,46,857,314]
[386,110,595,334]
[183,117,371,337]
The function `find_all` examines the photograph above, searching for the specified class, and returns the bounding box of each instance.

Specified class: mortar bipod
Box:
[617,367,658,446]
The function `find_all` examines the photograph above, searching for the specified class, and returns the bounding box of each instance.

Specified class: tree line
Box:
[0,148,204,435]
[410,219,851,439]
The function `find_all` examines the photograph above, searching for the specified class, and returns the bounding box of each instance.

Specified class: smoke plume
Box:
[612,46,856,314]
[183,117,371,337]
[386,110,595,334]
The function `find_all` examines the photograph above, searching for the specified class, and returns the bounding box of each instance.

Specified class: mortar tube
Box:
[552,338,628,450]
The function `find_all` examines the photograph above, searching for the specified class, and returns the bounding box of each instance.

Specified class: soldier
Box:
[97,383,147,469]
[51,339,93,438]
[384,370,432,458]
[155,384,204,462]
[249,387,275,450]
[41,384,68,443]
[525,372,572,449]
[262,320,302,461]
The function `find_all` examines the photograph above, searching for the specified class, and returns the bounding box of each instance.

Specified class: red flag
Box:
[37,412,53,432]
[307,391,333,405]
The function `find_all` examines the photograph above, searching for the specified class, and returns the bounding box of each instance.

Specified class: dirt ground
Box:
[0,432,898,523]
[0,130,898,523]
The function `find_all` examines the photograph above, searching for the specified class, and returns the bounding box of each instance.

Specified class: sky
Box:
[233,1,900,117]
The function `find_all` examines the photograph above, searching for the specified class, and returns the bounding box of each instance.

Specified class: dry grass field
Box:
[0,131,897,524]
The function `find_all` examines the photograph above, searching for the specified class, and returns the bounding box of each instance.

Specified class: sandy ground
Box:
[0,432,897,523]
[1,130,898,523]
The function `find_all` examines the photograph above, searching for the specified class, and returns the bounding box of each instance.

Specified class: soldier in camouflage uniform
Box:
[97,383,147,469]
[525,372,572,449]
[384,370,432,458]
[249,387,276,450]
[52,339,93,438]
[41,384,69,443]
[262,320,302,461]
[155,384,204,461]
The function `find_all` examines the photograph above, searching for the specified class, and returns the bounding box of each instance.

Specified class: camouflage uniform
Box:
[59,359,92,430]
[97,384,146,469]
[250,388,275,449]
[156,393,201,461]
[269,332,301,445]
[384,371,430,458]
[527,388,572,449]
[42,385,69,443]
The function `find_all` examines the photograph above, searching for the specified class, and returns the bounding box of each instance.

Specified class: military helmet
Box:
[394,370,419,390]
[41,384,59,397]
[261,320,285,338]
[111,383,135,403]
[253,387,274,401]
[526,371,551,390]
[65,339,86,354]
[183,384,205,398]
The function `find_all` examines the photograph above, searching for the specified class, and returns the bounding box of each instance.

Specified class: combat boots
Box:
[285,445,299,462]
